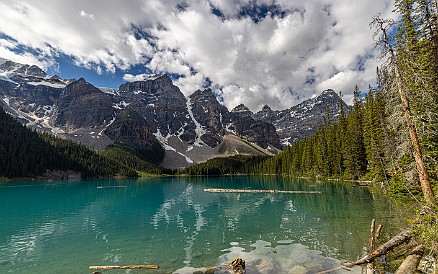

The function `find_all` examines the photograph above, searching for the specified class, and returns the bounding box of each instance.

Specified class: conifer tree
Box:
[344,94,367,179]
[371,9,436,205]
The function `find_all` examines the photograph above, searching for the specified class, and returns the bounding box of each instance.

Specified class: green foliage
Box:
[134,141,165,165]
[377,0,438,199]
[180,155,270,176]
[412,207,438,257]
[397,0,438,180]
[101,144,163,174]
[0,107,137,178]
[363,88,387,181]
[343,104,367,179]
[39,133,138,178]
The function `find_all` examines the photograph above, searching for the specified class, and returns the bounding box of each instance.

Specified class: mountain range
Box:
[0,57,348,169]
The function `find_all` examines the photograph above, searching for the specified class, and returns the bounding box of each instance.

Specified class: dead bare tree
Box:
[370,15,436,206]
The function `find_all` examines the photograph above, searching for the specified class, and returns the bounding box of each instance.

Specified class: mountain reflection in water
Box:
[0,176,404,273]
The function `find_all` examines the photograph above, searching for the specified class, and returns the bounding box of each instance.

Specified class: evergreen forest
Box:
[0,107,165,179]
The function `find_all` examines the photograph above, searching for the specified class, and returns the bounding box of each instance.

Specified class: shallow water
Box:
[0,176,404,273]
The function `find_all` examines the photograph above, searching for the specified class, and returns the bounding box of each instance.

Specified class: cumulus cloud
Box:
[0,0,396,110]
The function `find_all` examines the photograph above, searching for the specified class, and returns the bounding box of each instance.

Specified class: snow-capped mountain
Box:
[254,89,349,145]
[0,57,348,168]
[0,58,282,168]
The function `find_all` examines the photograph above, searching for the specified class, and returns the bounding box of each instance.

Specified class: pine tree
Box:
[344,99,367,179]
[363,86,387,180]
[371,8,436,205]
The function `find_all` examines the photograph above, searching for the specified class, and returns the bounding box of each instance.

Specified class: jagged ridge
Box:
[0,57,348,169]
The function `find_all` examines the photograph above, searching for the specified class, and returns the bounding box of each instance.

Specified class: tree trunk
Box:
[394,245,424,274]
[366,219,376,274]
[378,21,436,206]
[392,59,435,206]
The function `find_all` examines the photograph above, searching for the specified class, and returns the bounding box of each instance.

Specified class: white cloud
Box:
[123,73,149,82]
[80,10,95,20]
[0,38,55,69]
[0,0,396,109]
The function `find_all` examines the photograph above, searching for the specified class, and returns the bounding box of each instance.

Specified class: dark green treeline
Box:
[255,89,387,181]
[0,108,137,178]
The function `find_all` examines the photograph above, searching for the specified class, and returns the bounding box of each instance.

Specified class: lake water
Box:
[0,176,405,273]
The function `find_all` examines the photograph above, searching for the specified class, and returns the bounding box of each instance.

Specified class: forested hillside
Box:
[0,107,138,179]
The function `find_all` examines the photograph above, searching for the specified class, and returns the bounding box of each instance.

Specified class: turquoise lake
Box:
[0,176,405,273]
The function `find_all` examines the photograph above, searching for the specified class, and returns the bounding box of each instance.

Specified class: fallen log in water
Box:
[204,188,322,194]
[344,225,414,268]
[89,265,159,270]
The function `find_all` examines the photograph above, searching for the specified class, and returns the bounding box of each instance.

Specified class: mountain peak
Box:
[65,77,101,94]
[320,89,337,97]
[261,104,272,112]
[232,103,251,113]
[190,88,215,98]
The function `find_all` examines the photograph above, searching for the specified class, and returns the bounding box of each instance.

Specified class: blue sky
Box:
[49,54,162,89]
[51,54,126,88]
[0,0,395,110]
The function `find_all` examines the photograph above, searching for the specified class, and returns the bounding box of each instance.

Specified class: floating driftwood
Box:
[204,188,322,194]
[96,186,127,189]
[89,265,159,270]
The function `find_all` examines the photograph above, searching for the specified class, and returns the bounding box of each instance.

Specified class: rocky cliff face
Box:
[188,89,282,150]
[254,89,349,145]
[118,75,197,144]
[188,88,228,147]
[0,58,66,126]
[104,108,164,163]
[229,104,281,149]
[50,78,114,131]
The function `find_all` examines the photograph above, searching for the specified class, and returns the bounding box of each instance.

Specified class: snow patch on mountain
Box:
[186,96,205,147]
[113,101,130,109]
[2,96,10,106]
[98,115,116,136]
[27,81,66,88]
[0,57,7,66]
[154,130,194,164]
[100,88,119,95]
[0,75,17,84]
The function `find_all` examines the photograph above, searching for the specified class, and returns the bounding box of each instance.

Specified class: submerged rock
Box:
[288,265,307,274]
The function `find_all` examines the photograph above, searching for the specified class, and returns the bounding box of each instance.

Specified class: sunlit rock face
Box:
[189,89,281,149]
